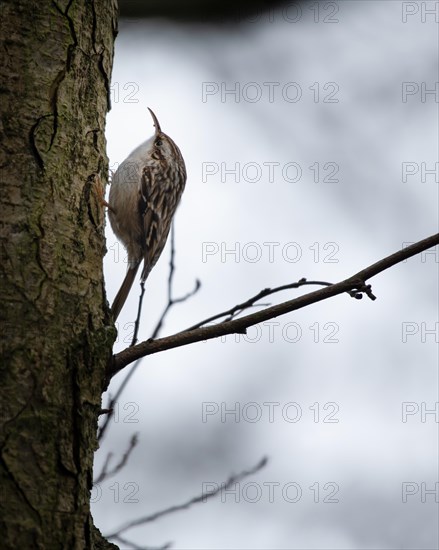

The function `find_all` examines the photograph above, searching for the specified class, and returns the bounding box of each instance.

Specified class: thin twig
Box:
[94,433,139,484]
[110,533,171,550]
[109,233,439,379]
[110,534,171,550]
[185,278,332,331]
[98,367,138,442]
[99,225,200,440]
[94,450,114,484]
[105,456,268,540]
[131,280,146,347]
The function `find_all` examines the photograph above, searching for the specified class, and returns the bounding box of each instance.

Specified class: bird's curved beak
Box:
[147,107,162,135]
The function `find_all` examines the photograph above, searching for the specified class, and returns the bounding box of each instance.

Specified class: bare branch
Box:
[109,233,439,379]
[106,456,268,540]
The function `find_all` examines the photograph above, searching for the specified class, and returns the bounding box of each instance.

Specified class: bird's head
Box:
[147,107,184,169]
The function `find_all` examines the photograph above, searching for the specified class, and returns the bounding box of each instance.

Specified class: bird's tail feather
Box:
[111,263,140,321]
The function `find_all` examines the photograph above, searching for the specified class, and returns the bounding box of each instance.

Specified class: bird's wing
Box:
[139,165,175,282]
[139,167,157,241]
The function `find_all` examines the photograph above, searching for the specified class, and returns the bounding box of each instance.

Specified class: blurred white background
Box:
[93,1,438,548]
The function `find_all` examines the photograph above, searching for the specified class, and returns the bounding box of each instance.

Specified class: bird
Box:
[108,108,187,321]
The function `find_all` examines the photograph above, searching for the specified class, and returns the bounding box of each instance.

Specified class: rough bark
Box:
[0,1,118,548]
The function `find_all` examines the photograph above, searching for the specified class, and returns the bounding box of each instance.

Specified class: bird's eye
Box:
[155,139,162,147]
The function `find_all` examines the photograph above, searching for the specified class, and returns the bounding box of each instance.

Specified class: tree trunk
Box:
[0,1,118,547]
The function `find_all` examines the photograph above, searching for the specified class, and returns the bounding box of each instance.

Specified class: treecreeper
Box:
[108,108,187,320]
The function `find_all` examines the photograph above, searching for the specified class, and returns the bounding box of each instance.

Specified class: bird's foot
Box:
[93,173,115,213]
